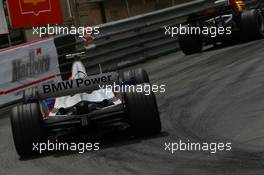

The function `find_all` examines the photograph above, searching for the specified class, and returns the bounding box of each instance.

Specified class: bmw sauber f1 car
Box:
[179,0,264,55]
[10,61,161,158]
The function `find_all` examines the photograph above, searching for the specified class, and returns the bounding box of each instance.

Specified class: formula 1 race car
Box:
[178,0,264,55]
[10,61,161,158]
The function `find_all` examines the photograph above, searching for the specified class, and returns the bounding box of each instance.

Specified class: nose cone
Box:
[72,61,87,79]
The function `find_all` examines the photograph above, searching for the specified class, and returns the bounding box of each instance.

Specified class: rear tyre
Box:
[240,9,264,41]
[121,68,150,85]
[125,85,161,136]
[11,103,44,158]
[178,25,203,55]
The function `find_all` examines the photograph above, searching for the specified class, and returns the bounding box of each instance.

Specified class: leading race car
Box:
[10,61,161,158]
[178,0,264,55]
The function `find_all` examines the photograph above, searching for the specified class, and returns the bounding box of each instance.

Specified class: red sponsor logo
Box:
[19,0,51,16]
[8,0,64,29]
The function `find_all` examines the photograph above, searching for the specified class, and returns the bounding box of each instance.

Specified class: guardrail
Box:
[58,0,218,75]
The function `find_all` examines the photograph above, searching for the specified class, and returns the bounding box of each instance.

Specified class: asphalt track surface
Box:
[1,39,264,175]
